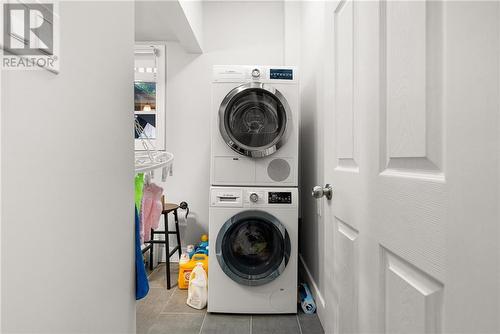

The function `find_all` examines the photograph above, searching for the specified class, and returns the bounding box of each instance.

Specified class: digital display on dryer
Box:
[268,192,292,204]
[270,69,293,80]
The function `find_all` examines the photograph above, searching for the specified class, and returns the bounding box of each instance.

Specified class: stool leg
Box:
[164,213,171,289]
[174,209,182,258]
[149,235,154,271]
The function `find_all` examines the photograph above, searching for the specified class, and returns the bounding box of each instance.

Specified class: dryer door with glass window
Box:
[219,82,291,158]
[215,210,291,286]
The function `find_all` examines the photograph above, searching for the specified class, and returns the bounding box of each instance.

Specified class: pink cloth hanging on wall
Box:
[141,183,164,243]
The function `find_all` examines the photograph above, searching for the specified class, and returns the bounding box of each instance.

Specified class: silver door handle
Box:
[312,184,333,200]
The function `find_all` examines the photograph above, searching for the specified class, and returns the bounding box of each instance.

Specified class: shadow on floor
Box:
[137,264,325,334]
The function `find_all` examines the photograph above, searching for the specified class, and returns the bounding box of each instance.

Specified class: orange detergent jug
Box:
[178,254,208,290]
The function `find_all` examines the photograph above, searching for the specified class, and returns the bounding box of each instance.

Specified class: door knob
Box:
[312,184,333,200]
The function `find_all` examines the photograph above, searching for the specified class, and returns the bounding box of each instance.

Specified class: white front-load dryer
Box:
[211,65,299,187]
[208,186,298,314]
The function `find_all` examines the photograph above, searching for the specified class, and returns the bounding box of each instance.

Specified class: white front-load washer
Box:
[208,186,298,314]
[211,65,299,187]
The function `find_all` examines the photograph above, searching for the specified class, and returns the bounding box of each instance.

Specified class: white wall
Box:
[1,2,135,332]
[147,1,285,247]
[296,0,327,310]
[135,0,203,53]
[179,0,203,51]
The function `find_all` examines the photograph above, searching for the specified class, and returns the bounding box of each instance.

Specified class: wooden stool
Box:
[143,196,182,289]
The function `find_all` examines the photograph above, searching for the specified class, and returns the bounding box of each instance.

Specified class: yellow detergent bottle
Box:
[178,254,208,290]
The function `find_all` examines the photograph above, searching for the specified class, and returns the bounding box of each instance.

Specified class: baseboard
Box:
[298,253,325,311]
[156,245,187,263]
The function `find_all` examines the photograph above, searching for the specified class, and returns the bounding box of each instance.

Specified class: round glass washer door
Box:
[215,210,291,286]
[219,82,292,158]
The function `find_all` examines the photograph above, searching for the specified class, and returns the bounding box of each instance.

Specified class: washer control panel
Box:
[268,192,292,204]
[213,65,298,83]
[211,187,297,207]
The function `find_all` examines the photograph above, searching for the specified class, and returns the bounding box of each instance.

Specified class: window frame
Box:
[134,42,166,151]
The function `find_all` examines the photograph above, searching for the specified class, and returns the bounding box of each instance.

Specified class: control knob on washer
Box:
[249,192,259,203]
[251,68,260,78]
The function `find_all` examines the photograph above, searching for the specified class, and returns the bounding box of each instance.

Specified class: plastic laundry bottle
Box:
[186,244,195,259]
[186,262,208,310]
[179,253,190,265]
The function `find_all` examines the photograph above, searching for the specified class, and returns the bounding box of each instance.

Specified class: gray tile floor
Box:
[137,264,324,334]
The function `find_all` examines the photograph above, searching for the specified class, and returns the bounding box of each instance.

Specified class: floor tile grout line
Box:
[146,266,159,279]
[198,312,208,334]
[156,285,176,314]
[296,314,303,334]
[159,312,206,315]
[164,286,177,305]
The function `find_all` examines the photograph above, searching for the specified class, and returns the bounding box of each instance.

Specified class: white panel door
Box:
[321,1,363,333]
[319,1,499,333]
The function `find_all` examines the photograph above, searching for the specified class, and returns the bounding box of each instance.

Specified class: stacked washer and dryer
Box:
[209,65,299,314]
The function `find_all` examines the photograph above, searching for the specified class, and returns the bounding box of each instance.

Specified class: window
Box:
[134,43,166,151]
